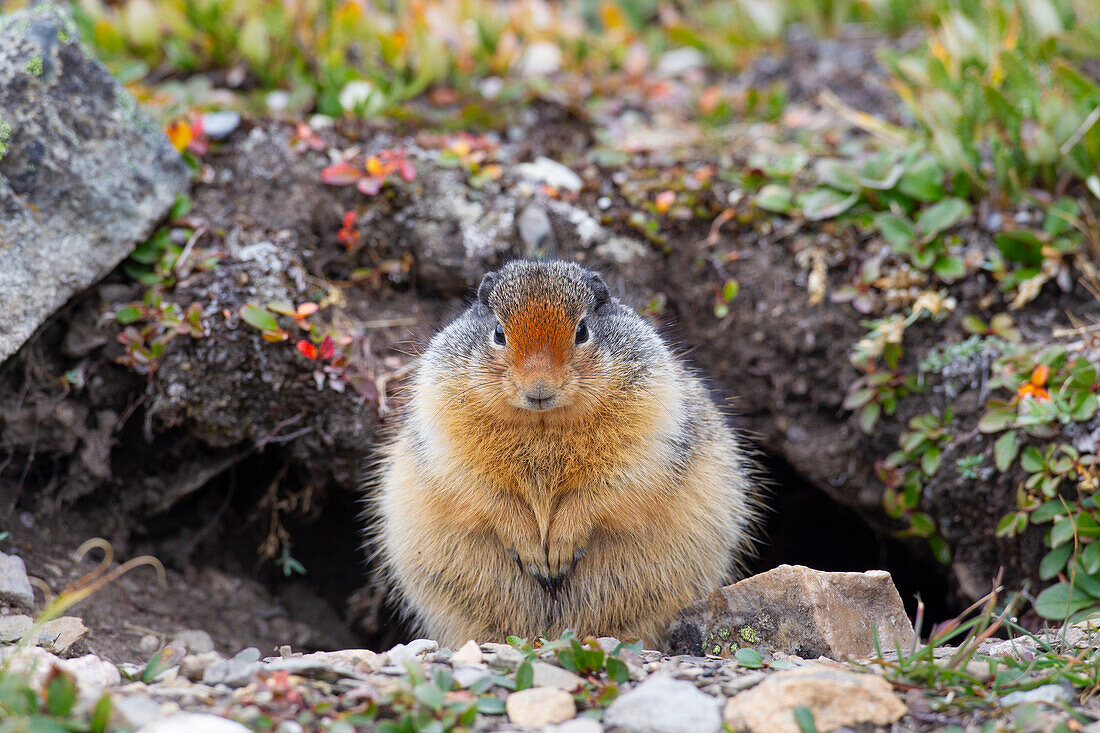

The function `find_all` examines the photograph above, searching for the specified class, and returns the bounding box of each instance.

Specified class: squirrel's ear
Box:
[477,272,498,309]
[585,271,611,311]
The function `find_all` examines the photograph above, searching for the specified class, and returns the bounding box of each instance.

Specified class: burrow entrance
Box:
[124,446,959,652]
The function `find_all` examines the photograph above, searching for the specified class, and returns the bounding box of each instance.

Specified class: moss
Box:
[737,625,758,644]
[0,120,11,160]
[25,56,44,77]
[57,29,70,43]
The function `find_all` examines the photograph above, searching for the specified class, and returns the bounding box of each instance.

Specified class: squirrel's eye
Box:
[575,319,590,345]
[493,323,506,346]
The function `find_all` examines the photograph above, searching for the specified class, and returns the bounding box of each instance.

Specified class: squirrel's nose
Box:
[523,383,558,409]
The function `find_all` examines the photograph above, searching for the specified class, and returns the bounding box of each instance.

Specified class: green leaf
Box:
[45,671,77,717]
[1034,582,1096,620]
[477,696,506,715]
[605,657,629,684]
[979,408,1016,433]
[814,159,860,192]
[932,255,966,281]
[91,695,113,733]
[897,158,945,202]
[515,660,533,691]
[239,304,280,332]
[413,681,445,710]
[1051,517,1076,548]
[909,512,936,537]
[734,648,763,668]
[874,212,916,249]
[921,446,942,476]
[859,403,881,433]
[115,305,144,324]
[793,706,819,733]
[995,231,1045,267]
[1021,446,1045,473]
[994,431,1019,472]
[799,188,858,221]
[755,184,793,213]
[916,197,970,239]
[1040,543,1073,579]
[1082,543,1100,575]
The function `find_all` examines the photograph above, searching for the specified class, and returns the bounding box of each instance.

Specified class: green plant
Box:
[880,0,1100,201]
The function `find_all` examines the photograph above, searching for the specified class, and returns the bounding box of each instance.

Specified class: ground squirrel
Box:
[371,260,758,647]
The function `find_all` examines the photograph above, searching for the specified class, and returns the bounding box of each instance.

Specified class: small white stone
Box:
[518,42,563,77]
[505,687,576,727]
[516,157,583,192]
[450,639,483,666]
[137,712,252,733]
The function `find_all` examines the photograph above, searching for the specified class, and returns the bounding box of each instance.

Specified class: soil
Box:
[2,28,1098,668]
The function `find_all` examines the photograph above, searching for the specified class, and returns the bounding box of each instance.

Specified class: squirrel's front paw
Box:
[506,541,584,595]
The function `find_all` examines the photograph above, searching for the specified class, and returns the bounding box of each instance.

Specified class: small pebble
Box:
[505,687,576,727]
[450,639,483,666]
[199,111,240,140]
[597,196,612,210]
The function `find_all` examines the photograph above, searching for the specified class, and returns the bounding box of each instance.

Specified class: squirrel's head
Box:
[469,260,614,418]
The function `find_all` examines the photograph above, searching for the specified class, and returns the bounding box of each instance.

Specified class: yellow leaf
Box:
[165,120,192,152]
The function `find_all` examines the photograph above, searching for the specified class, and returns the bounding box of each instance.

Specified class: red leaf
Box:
[321,162,363,186]
[319,335,335,360]
[296,340,319,359]
[398,159,417,182]
[342,210,357,228]
[357,176,384,195]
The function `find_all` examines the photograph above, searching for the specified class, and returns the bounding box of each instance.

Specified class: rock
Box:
[531,661,584,691]
[202,647,262,687]
[722,665,906,733]
[453,665,489,688]
[482,642,525,668]
[505,687,576,727]
[285,648,384,673]
[516,205,554,256]
[0,4,189,364]
[39,616,89,656]
[168,629,215,654]
[656,47,707,78]
[603,674,722,733]
[516,156,584,192]
[518,41,563,77]
[667,565,914,660]
[1001,683,1074,707]
[137,712,252,733]
[0,551,35,608]
[179,651,224,681]
[386,638,438,666]
[199,111,240,140]
[112,694,168,730]
[0,613,32,641]
[450,639,483,666]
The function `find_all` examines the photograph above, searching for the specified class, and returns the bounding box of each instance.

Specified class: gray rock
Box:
[112,695,167,730]
[667,565,914,661]
[0,613,32,641]
[39,616,88,656]
[531,661,584,691]
[517,205,554,256]
[168,629,215,655]
[0,4,189,364]
[603,674,721,733]
[1000,683,1074,707]
[200,111,240,140]
[516,156,584,192]
[453,665,490,688]
[137,712,251,733]
[179,651,224,682]
[0,551,35,608]
[386,638,438,666]
[202,647,261,687]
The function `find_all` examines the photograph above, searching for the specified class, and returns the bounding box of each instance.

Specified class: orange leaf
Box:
[1030,364,1049,387]
[262,329,289,343]
[655,190,676,213]
[365,156,384,177]
[165,120,192,153]
[296,340,318,359]
[320,162,362,186]
[295,302,319,318]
